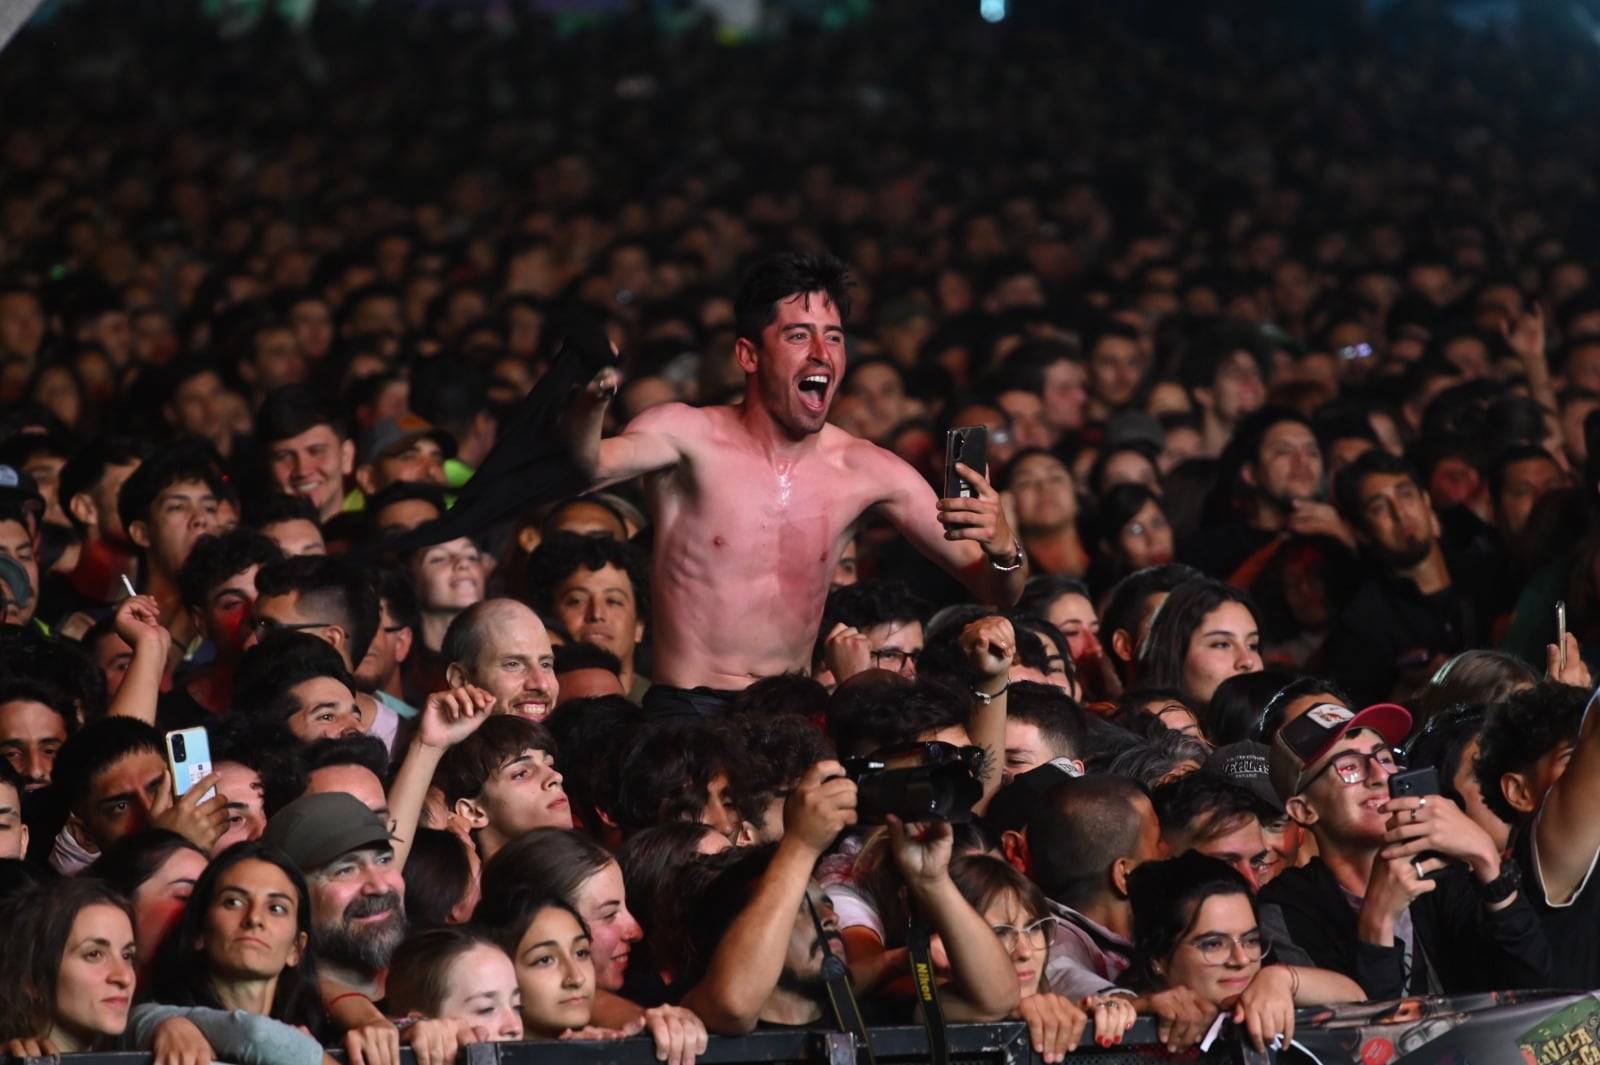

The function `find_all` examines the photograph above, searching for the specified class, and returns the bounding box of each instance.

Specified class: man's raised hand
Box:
[417,685,496,750]
[937,462,1017,560]
[959,614,1015,692]
[783,760,858,856]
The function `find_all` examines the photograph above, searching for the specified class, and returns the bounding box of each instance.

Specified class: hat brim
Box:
[1297,703,1413,789]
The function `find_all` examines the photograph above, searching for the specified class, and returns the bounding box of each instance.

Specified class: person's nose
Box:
[545,767,565,790]
[192,507,213,532]
[585,598,603,623]
[1238,646,1262,672]
[1012,931,1037,963]
[23,749,48,786]
[1225,937,1252,967]
[560,953,585,988]
[108,951,135,989]
[498,1006,523,1041]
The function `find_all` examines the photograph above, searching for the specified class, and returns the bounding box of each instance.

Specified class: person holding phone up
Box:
[565,251,1026,718]
[1256,701,1552,1001]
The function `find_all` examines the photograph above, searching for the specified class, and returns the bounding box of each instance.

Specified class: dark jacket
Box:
[1258,856,1552,1000]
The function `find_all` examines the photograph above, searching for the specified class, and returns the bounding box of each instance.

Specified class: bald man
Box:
[442,598,559,721]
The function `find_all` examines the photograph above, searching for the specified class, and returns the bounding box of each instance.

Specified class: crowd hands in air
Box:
[4,0,1600,1061]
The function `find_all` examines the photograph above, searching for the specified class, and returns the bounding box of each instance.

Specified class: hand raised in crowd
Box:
[822,622,875,684]
[937,462,1015,557]
[1382,794,1500,881]
[959,614,1015,693]
[113,592,171,653]
[1232,964,1296,1053]
[149,1016,215,1065]
[885,813,954,887]
[1547,631,1590,689]
[1359,853,1440,940]
[783,760,858,856]
[150,771,230,853]
[418,684,497,750]
[1501,301,1547,366]
[638,1004,709,1065]
[1285,499,1354,548]
[1017,992,1090,1063]
[1137,986,1218,1053]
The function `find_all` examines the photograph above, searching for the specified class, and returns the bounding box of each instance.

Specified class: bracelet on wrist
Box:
[972,683,1009,705]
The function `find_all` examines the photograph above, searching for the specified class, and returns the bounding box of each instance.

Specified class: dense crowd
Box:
[1,0,1599,1061]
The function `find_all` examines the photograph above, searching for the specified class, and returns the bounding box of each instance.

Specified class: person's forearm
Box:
[909,876,1018,1019]
[966,688,1006,815]
[107,640,164,725]
[1284,966,1364,1005]
[564,394,608,477]
[386,739,444,868]
[680,840,818,1032]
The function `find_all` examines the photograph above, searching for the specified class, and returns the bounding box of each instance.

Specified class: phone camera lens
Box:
[172,736,185,759]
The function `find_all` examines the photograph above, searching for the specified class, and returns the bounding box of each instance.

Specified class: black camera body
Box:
[843,753,982,825]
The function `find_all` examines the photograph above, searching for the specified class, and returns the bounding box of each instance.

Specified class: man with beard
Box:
[263,792,470,1065]
[679,761,1018,1032]
[1324,450,1487,704]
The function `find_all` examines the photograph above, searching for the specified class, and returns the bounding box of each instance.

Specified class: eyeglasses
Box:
[992,917,1055,953]
[870,647,920,670]
[247,617,338,637]
[1313,747,1404,787]
[1182,930,1268,966]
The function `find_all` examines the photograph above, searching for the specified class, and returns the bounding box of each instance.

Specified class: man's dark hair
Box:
[524,531,652,624]
[49,717,163,814]
[0,675,78,737]
[1083,318,1142,359]
[733,251,854,343]
[57,436,152,535]
[1006,682,1087,762]
[614,719,742,836]
[232,631,358,726]
[552,642,623,677]
[0,629,106,724]
[1474,682,1589,825]
[1017,575,1093,620]
[822,579,929,637]
[254,555,380,668]
[374,564,419,633]
[435,715,558,807]
[1101,563,1202,671]
[255,385,347,447]
[719,713,834,826]
[827,676,967,758]
[115,441,227,540]
[723,673,829,720]
[243,491,322,533]
[546,694,646,835]
[260,733,388,817]
[1254,674,1353,743]
[1333,448,1425,529]
[177,529,283,612]
[1150,772,1276,844]
[365,482,447,540]
[1027,774,1151,908]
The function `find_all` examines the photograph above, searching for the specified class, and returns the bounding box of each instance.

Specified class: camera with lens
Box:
[843,741,984,824]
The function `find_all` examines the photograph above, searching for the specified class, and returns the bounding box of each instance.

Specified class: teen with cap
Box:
[261,792,475,1065]
[1203,740,1305,878]
[1257,701,1551,1000]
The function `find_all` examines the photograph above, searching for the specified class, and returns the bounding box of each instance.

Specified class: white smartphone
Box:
[165,727,216,802]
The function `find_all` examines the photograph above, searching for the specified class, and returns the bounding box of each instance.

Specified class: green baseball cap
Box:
[261,792,397,872]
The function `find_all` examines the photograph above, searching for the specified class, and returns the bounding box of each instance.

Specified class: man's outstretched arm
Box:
[877,453,1026,608]
[564,367,685,488]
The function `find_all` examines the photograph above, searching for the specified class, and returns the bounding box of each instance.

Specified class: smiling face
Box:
[414,538,486,613]
[514,905,594,1039]
[456,602,560,720]
[572,861,641,993]
[51,904,137,1050]
[1160,893,1263,1009]
[268,425,354,523]
[741,292,845,438]
[553,564,643,672]
[200,858,306,981]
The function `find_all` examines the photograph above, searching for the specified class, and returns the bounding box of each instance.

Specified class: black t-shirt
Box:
[1512,828,1600,990]
[155,686,215,733]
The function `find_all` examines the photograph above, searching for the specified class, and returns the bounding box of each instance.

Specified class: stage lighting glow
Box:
[980,0,1006,23]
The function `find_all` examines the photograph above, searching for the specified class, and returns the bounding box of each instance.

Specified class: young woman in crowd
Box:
[999,450,1091,578]
[1124,852,1363,1051]
[87,829,209,975]
[1137,577,1264,710]
[387,927,523,1041]
[948,855,1137,1062]
[1094,484,1175,586]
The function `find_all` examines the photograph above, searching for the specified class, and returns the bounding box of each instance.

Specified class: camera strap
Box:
[807,895,877,1065]
[905,918,951,1065]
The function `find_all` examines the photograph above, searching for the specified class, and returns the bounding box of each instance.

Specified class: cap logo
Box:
[1305,703,1354,729]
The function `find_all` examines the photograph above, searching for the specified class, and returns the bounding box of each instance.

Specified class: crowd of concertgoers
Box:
[5,0,1600,1060]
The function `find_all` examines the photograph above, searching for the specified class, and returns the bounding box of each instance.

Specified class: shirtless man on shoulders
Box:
[565,251,1026,714]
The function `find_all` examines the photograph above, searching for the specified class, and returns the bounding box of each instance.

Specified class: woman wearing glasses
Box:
[948,855,1137,1063]
[1126,852,1363,1052]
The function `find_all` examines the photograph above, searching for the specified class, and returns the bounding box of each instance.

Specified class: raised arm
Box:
[958,615,1014,815]
[875,453,1026,609]
[1534,679,1600,902]
[563,368,686,488]
[106,594,170,725]
[385,686,495,868]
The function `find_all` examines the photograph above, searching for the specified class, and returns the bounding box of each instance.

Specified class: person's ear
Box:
[445,661,468,689]
[189,605,210,641]
[67,492,97,531]
[320,625,347,657]
[634,617,646,646]
[287,930,306,970]
[1111,856,1136,899]
[1501,771,1541,816]
[1285,793,1319,828]
[1192,385,1215,413]
[339,439,356,478]
[453,796,489,830]
[1240,460,1259,490]
[127,518,152,550]
[1000,829,1031,874]
[735,336,759,375]
[353,465,377,497]
[18,822,28,857]
[392,625,414,665]
[1110,628,1134,665]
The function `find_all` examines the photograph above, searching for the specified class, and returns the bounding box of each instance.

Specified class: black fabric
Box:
[155,685,214,733]
[1178,521,1277,581]
[1512,828,1600,990]
[642,684,742,718]
[359,328,619,559]
[1258,855,1552,1001]
[1321,571,1482,705]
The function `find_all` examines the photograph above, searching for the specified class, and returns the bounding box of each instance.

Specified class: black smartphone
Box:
[1388,766,1440,800]
[944,426,988,499]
